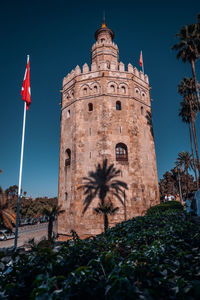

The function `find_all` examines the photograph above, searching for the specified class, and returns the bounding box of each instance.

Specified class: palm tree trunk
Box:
[48,218,53,241]
[186,168,189,196]
[104,213,108,232]
[191,59,200,105]
[191,119,200,185]
[189,122,198,188]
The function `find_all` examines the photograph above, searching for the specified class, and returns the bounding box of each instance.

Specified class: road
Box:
[0,222,57,249]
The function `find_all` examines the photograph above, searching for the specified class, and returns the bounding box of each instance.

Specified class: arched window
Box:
[116,101,121,110]
[88,103,93,111]
[141,106,144,115]
[121,86,126,94]
[93,85,98,93]
[116,143,128,161]
[65,149,71,166]
[67,110,70,118]
[110,85,115,92]
[83,87,87,95]
[101,38,105,43]
[135,87,140,95]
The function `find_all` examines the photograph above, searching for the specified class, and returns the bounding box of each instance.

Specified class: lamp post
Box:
[176,167,183,203]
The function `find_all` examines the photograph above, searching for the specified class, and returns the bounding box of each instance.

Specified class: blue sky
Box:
[0,0,200,198]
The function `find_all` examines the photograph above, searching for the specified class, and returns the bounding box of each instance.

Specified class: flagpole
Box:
[141,51,144,74]
[14,101,27,249]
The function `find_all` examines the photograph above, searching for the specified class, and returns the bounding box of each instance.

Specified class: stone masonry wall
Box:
[58,25,159,239]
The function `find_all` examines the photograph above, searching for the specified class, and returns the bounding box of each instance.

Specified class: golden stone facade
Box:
[58,22,159,239]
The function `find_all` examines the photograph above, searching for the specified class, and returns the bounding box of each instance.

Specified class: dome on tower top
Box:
[94,21,114,41]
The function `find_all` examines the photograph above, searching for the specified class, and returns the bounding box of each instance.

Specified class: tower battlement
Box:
[91,40,118,50]
[63,62,149,87]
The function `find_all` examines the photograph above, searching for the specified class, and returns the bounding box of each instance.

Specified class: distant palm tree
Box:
[178,77,200,185]
[0,188,16,230]
[172,24,200,105]
[179,101,197,182]
[43,205,64,241]
[175,151,193,194]
[80,159,128,232]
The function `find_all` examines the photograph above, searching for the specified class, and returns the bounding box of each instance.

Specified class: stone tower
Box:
[58,22,159,239]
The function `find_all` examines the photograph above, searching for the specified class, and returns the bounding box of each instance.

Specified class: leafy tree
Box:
[159,167,196,201]
[7,196,58,219]
[172,23,200,105]
[0,188,16,230]
[5,185,18,200]
[80,159,128,232]
[43,205,64,241]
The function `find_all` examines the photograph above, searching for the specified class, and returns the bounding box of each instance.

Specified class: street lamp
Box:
[175,167,183,203]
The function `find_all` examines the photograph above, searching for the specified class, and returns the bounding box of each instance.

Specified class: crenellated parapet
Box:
[62,60,150,108]
[91,40,118,51]
[63,61,149,88]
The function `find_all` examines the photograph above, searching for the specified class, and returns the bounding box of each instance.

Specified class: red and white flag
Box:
[139,51,143,67]
[21,55,31,110]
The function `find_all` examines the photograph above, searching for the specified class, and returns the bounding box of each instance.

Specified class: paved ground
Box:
[0,222,57,249]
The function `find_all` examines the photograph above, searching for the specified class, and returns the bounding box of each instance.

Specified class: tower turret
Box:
[91,21,119,68]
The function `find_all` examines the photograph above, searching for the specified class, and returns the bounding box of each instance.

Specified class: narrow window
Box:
[116,143,128,161]
[67,110,70,118]
[101,38,105,43]
[110,85,115,92]
[141,106,144,115]
[135,88,139,94]
[107,61,110,69]
[88,103,93,111]
[89,128,91,136]
[90,152,91,158]
[65,192,68,200]
[116,101,121,110]
[120,126,122,133]
[83,88,87,95]
[65,149,71,166]
[121,86,126,94]
[93,85,98,93]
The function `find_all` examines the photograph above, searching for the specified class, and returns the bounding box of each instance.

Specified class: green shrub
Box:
[146,201,184,216]
[0,210,200,299]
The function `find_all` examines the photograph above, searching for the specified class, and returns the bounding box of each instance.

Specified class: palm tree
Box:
[179,101,198,185]
[172,24,200,105]
[175,151,193,195]
[178,77,200,185]
[43,205,64,241]
[80,159,128,232]
[0,187,16,230]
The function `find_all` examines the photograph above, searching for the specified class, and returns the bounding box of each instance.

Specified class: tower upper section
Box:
[91,21,119,67]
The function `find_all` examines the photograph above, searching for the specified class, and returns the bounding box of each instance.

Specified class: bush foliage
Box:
[0,210,200,299]
[146,201,184,216]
